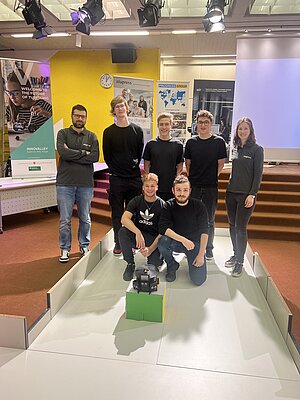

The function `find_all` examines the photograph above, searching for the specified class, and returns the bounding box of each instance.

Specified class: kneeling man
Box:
[119,173,164,281]
[158,175,208,285]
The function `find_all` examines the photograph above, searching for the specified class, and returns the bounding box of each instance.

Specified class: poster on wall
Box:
[1,58,56,178]
[114,76,154,144]
[192,79,235,143]
[156,81,189,142]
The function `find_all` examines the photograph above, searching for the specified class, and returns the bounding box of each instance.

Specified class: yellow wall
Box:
[50,48,160,161]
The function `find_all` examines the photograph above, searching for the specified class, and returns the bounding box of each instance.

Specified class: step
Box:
[218,189,300,202]
[216,221,300,241]
[219,169,300,183]
[94,179,109,189]
[93,187,109,200]
[217,199,300,214]
[218,179,300,192]
[91,197,111,211]
[216,210,300,227]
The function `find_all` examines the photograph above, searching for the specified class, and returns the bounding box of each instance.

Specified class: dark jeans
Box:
[225,192,256,264]
[157,191,173,202]
[118,227,161,267]
[158,236,207,286]
[191,186,218,253]
[108,175,142,247]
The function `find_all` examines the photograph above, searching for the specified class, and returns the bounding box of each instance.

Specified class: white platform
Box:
[0,236,299,399]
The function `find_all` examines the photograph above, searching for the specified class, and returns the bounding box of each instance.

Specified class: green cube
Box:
[126,282,166,322]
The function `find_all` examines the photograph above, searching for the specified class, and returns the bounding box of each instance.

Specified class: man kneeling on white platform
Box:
[119,173,165,281]
[158,175,208,285]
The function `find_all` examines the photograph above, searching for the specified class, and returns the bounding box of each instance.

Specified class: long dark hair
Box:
[233,117,256,147]
[5,69,33,123]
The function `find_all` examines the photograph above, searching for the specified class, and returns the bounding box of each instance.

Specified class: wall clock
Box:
[100,73,113,88]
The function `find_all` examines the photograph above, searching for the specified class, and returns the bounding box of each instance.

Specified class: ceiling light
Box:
[203,0,228,33]
[90,31,149,36]
[71,0,105,36]
[172,30,197,35]
[137,0,165,28]
[22,0,54,39]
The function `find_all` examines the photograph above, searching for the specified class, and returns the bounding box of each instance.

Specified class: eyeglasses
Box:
[197,120,210,126]
[72,114,86,119]
[5,89,21,97]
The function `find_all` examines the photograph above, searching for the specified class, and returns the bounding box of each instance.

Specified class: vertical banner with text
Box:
[156,81,189,142]
[1,59,56,178]
[114,76,154,144]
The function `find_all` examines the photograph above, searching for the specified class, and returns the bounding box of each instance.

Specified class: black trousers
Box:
[108,175,142,246]
[225,191,256,264]
[118,227,162,267]
[191,186,218,252]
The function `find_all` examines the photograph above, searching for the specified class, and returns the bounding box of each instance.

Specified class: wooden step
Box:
[218,189,300,202]
[216,222,300,241]
[217,199,300,214]
[91,197,111,211]
[218,180,300,192]
[216,210,300,227]
[93,187,109,200]
[94,179,109,189]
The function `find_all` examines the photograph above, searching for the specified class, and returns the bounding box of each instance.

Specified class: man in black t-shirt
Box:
[158,175,208,285]
[119,173,165,281]
[102,96,144,256]
[143,112,183,201]
[184,110,227,261]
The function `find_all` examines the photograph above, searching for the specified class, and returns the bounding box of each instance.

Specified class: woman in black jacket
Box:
[225,117,264,277]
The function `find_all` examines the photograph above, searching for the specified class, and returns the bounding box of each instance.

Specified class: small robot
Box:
[133,264,159,294]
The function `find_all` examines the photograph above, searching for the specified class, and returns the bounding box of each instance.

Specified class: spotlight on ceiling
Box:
[203,0,228,33]
[22,0,54,39]
[137,0,165,28]
[70,0,105,36]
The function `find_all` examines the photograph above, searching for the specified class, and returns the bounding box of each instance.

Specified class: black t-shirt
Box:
[143,138,183,193]
[102,123,144,178]
[159,197,209,243]
[184,135,227,187]
[126,195,165,237]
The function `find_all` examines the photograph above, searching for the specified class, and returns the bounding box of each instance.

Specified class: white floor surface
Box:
[0,236,299,399]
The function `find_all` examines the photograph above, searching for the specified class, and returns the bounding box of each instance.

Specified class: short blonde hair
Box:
[196,109,213,123]
[142,173,159,185]
[157,112,173,125]
[110,96,129,115]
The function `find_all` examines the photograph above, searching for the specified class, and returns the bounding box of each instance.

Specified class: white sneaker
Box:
[59,249,70,263]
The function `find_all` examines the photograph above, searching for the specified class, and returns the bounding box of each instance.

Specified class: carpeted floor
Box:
[0,209,111,327]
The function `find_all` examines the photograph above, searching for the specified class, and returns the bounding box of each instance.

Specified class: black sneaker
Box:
[166,261,179,282]
[80,247,89,257]
[206,250,214,262]
[113,245,122,256]
[225,255,236,268]
[123,263,135,281]
[231,262,243,277]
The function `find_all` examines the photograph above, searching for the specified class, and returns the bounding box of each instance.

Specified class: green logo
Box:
[29,166,41,171]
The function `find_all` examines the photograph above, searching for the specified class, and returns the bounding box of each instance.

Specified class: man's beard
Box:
[175,196,189,204]
[73,121,85,128]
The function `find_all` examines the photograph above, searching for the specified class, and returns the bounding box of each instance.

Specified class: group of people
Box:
[55,95,264,285]
[121,88,148,118]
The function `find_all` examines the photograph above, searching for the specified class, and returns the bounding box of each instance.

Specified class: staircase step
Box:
[94,187,109,199]
[217,199,300,214]
[216,222,300,241]
[216,210,300,227]
[218,179,300,192]
[94,179,109,189]
[219,169,300,183]
[91,197,111,211]
[218,189,300,202]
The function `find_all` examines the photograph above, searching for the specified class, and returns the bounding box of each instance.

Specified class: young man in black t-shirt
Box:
[143,112,183,201]
[102,96,144,256]
[119,173,165,281]
[158,175,208,285]
[184,110,227,261]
